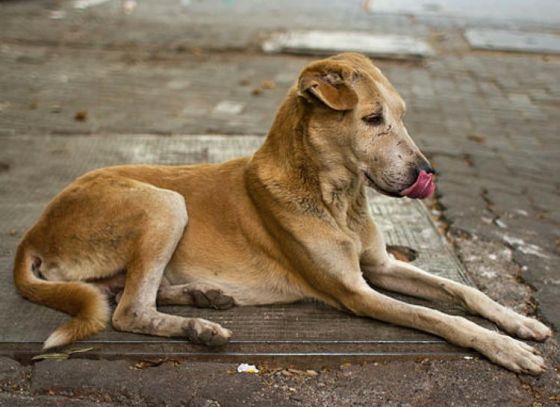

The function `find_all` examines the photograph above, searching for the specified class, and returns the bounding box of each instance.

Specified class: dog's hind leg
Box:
[157,283,235,309]
[362,253,551,342]
[16,174,230,348]
[111,188,231,346]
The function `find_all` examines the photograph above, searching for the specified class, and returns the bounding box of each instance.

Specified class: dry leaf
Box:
[74,111,87,122]
[66,346,94,354]
[32,353,70,361]
[32,346,94,361]
[261,80,276,90]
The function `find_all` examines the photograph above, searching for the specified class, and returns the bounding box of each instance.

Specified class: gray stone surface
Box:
[13,356,560,407]
[0,394,114,407]
[0,356,29,392]
[262,31,434,59]
[0,0,559,405]
[367,0,560,28]
[31,360,269,406]
[0,45,299,136]
[465,29,560,54]
[0,0,426,52]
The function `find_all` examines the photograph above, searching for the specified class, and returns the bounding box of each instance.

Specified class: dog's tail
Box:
[13,242,110,350]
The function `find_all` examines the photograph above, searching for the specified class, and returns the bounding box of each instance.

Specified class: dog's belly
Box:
[163,257,308,306]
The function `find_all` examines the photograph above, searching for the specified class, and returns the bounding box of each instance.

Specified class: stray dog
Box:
[14,53,551,374]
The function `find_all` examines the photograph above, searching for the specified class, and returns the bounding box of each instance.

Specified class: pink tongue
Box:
[400,170,435,199]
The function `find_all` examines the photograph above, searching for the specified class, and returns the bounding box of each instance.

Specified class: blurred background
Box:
[0,1,559,405]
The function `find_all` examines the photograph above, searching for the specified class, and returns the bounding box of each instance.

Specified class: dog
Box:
[13,53,551,374]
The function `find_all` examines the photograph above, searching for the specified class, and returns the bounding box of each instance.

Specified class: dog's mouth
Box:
[364,170,435,199]
[363,172,401,198]
[399,170,436,199]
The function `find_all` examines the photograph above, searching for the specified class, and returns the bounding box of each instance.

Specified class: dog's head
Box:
[296,53,435,199]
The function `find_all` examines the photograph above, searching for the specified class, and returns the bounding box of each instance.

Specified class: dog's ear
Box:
[297,61,358,111]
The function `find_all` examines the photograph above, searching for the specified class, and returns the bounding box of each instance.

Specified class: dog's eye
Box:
[363,113,384,126]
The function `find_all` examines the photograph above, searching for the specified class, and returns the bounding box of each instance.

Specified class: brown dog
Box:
[14,53,550,374]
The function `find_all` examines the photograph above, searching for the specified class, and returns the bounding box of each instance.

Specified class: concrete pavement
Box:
[2,357,559,407]
[1,0,559,405]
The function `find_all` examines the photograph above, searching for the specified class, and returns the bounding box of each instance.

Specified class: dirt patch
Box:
[386,245,418,262]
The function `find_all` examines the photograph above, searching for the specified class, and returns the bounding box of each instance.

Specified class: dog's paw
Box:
[498,311,552,342]
[183,318,232,347]
[479,333,546,375]
[189,288,235,310]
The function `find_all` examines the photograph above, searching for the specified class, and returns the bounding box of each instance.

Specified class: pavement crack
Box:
[480,187,495,214]
[480,187,508,228]
[463,153,474,167]
[429,187,545,319]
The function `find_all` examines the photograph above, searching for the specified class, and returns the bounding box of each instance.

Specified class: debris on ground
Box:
[31,346,94,361]
[260,80,276,89]
[123,0,137,14]
[133,359,180,369]
[251,79,277,96]
[74,0,111,10]
[237,363,259,374]
[467,133,486,143]
[212,101,244,115]
[74,111,87,122]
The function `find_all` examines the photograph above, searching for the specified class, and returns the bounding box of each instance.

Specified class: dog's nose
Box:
[417,160,436,175]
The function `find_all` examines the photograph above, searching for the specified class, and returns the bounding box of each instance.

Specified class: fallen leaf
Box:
[134,359,165,369]
[191,47,204,57]
[32,353,70,361]
[66,346,94,355]
[32,346,94,361]
[467,133,485,143]
[261,80,276,90]
[74,111,87,122]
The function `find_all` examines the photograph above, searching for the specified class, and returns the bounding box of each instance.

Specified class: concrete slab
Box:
[0,0,423,52]
[262,31,434,59]
[367,0,560,28]
[0,134,483,362]
[0,44,306,137]
[465,29,560,54]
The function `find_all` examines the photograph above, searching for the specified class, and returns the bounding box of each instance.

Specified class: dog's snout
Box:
[417,160,436,175]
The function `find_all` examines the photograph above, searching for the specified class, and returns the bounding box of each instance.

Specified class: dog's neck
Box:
[250,90,368,225]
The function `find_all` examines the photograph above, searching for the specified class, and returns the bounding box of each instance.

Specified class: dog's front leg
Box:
[303,236,545,374]
[360,246,551,342]
[328,274,546,374]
